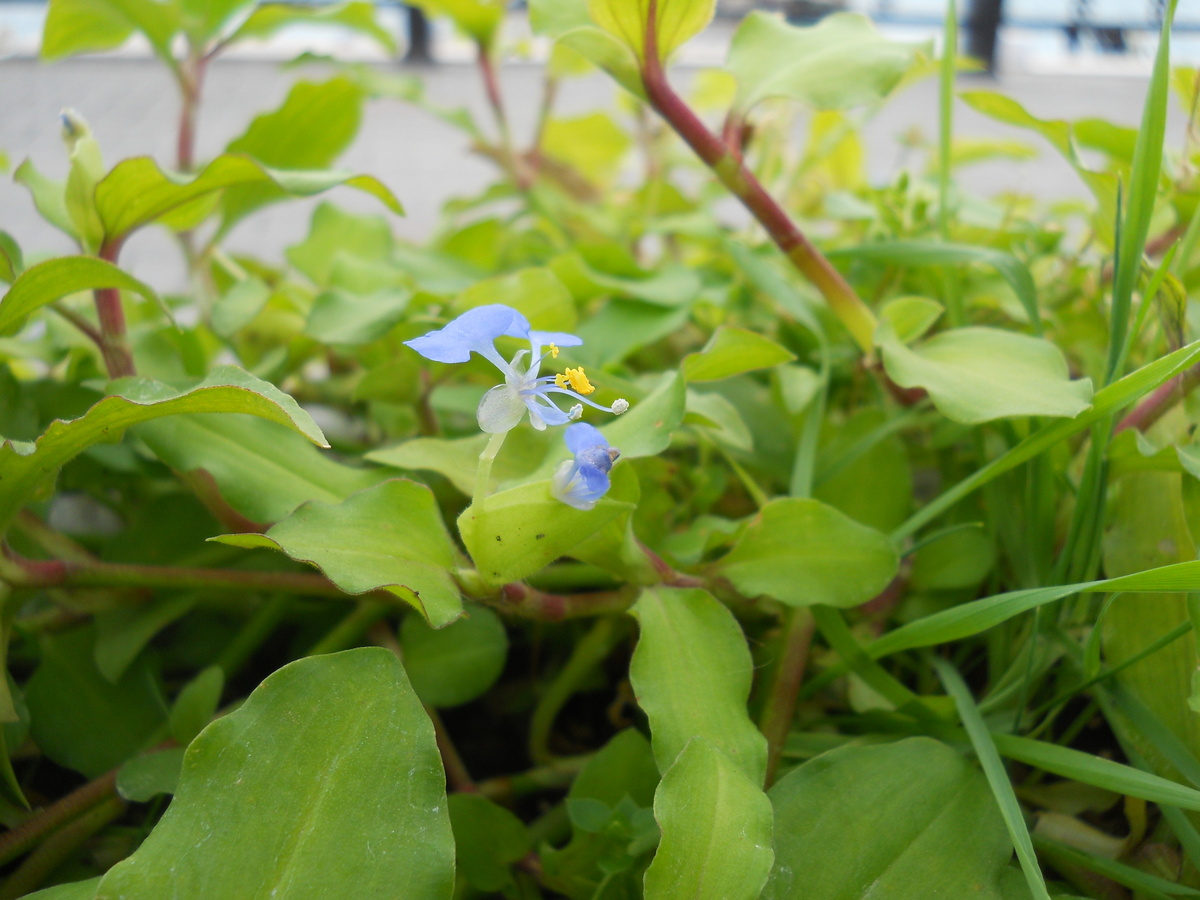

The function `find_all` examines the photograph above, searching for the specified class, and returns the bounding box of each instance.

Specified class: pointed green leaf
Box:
[14,159,75,239]
[368,429,554,497]
[589,0,714,62]
[459,480,632,586]
[715,498,899,608]
[214,480,462,627]
[226,0,395,49]
[644,738,773,900]
[116,747,186,802]
[683,326,796,383]
[728,12,917,114]
[0,366,326,537]
[42,0,180,63]
[763,738,1016,899]
[168,666,224,746]
[630,587,767,782]
[0,255,160,337]
[95,154,401,245]
[95,649,455,899]
[880,326,1093,424]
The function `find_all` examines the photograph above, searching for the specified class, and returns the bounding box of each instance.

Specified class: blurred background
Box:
[0,0,1197,289]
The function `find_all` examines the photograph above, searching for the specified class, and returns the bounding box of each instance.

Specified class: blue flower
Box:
[552,423,620,511]
[405,304,629,433]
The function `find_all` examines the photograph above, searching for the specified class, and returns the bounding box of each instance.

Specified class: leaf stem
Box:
[639,1,877,354]
[758,607,815,787]
[0,794,125,900]
[0,769,118,868]
[92,239,135,378]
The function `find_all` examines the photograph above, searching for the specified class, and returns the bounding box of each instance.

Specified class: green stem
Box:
[474,431,508,506]
[758,607,815,786]
[0,795,125,900]
[529,617,622,764]
[0,770,117,868]
[639,3,877,354]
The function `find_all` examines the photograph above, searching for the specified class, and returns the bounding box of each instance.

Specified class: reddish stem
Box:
[1115,363,1200,434]
[639,2,877,353]
[92,239,135,378]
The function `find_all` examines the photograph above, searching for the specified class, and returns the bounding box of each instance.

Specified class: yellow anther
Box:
[555,366,595,395]
[549,344,560,359]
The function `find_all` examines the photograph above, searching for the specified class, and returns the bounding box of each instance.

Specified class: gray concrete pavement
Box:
[0,54,1186,291]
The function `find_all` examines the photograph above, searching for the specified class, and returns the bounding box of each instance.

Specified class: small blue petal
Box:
[404,304,531,365]
[564,422,608,455]
[551,423,619,510]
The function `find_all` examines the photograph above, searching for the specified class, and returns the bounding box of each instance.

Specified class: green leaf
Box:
[25,627,167,779]
[727,12,917,115]
[0,255,160,337]
[453,267,578,332]
[589,0,715,62]
[305,288,411,345]
[42,0,180,63]
[220,78,368,232]
[286,202,395,287]
[870,559,1200,659]
[458,480,632,586]
[214,480,462,627]
[116,747,186,802]
[643,738,774,900]
[94,154,401,245]
[601,370,686,459]
[880,326,1093,424]
[136,413,382,524]
[448,793,530,893]
[23,877,102,900]
[570,729,660,809]
[94,649,455,899]
[226,1,395,50]
[368,429,554,497]
[763,738,1017,899]
[400,604,508,707]
[179,0,252,41]
[833,240,1040,331]
[14,159,75,239]
[168,666,224,746]
[629,587,767,782]
[683,326,796,383]
[715,498,899,608]
[0,366,326,537]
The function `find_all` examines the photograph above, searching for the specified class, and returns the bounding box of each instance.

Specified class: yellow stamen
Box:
[555,366,595,395]
[549,344,559,359]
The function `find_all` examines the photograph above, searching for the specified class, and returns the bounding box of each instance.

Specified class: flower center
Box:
[556,367,595,395]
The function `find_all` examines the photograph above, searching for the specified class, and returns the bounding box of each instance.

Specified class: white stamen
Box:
[612,398,629,415]
[568,404,583,420]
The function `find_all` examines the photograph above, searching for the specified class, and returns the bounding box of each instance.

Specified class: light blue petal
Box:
[525,394,572,430]
[551,459,610,511]
[564,422,608,455]
[405,304,531,365]
[529,330,584,352]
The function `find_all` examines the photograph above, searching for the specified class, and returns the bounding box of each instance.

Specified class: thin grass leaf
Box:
[810,606,929,717]
[1107,0,1176,382]
[1100,682,1200,790]
[1031,835,1193,900]
[933,657,1050,900]
[894,339,1200,539]
[991,733,1200,811]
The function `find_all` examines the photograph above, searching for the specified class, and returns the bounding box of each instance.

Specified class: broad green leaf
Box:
[408,0,504,45]
[117,747,186,802]
[572,299,691,365]
[453,267,578,332]
[210,277,270,337]
[0,256,160,337]
[94,154,401,245]
[683,326,796,383]
[629,587,767,782]
[24,877,102,900]
[286,202,395,287]
[643,738,773,900]
[220,78,368,231]
[600,370,686,459]
[715,498,899,608]
[879,296,944,344]
[589,0,715,62]
[13,159,74,239]
[42,0,179,63]
[459,480,631,586]
[834,241,1040,331]
[168,666,224,746]
[25,627,167,779]
[896,339,1200,538]
[870,559,1200,659]
[570,729,660,809]
[226,1,395,49]
[180,0,252,41]
[763,738,1016,899]
[553,253,701,308]
[305,288,411,344]
[542,111,633,183]
[401,604,508,706]
[727,12,917,114]
[95,649,455,899]
[0,366,326,537]
[448,793,530,893]
[560,27,645,97]
[136,413,383,524]
[214,480,462,627]
[813,409,914,533]
[367,429,554,497]
[880,327,1093,424]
